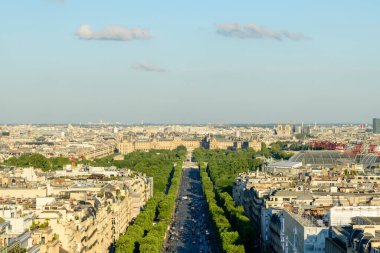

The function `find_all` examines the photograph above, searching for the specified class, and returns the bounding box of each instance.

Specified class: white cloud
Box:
[216,23,308,41]
[131,64,165,72]
[75,25,151,41]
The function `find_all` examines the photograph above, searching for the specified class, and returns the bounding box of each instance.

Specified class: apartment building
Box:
[0,166,153,253]
[233,162,380,253]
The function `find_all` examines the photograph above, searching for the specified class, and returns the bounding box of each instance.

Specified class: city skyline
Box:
[1,0,379,123]
[0,121,378,126]
[2,2,380,252]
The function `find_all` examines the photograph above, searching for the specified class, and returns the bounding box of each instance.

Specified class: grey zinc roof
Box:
[273,190,313,199]
[268,161,302,168]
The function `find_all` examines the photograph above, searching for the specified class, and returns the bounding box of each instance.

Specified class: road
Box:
[163,162,219,253]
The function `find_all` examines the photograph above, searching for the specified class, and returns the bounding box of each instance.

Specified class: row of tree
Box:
[138,161,182,252]
[194,147,287,251]
[213,181,255,252]
[115,156,184,252]
[200,163,246,253]
[193,148,264,194]
[91,146,186,193]
[115,194,163,253]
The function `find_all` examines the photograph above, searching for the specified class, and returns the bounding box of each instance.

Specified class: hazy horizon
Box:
[0,121,375,126]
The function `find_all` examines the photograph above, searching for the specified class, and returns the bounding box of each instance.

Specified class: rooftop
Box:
[289,150,352,167]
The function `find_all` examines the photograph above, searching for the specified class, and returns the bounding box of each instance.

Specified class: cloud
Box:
[131,64,165,72]
[75,25,151,41]
[281,31,309,41]
[216,23,308,41]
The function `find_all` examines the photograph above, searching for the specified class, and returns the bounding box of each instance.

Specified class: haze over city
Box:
[3,2,380,253]
[1,0,379,124]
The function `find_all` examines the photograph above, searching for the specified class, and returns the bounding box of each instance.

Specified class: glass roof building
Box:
[355,154,380,169]
[289,151,352,168]
[288,150,380,169]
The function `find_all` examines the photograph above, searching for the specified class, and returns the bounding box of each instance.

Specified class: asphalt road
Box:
[163,162,219,253]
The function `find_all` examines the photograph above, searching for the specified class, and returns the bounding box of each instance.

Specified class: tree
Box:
[116,152,184,252]
[4,154,56,171]
[9,245,27,253]
[260,143,271,157]
[50,157,71,169]
[28,154,51,171]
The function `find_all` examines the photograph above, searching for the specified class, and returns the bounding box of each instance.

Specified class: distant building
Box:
[265,161,303,175]
[374,118,380,134]
[275,124,293,136]
[288,151,352,168]
[118,136,201,154]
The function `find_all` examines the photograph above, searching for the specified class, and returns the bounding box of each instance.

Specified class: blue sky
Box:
[0,0,379,124]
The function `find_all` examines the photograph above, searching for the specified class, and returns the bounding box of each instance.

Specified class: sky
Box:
[0,0,379,124]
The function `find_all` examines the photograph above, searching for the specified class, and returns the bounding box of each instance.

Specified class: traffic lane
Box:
[166,168,192,252]
[164,167,218,253]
